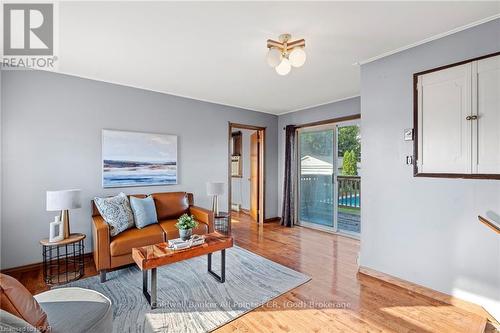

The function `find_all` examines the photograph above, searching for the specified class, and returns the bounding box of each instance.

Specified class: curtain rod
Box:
[282,114,361,130]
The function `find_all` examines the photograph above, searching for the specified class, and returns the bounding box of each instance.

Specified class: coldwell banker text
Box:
[2,3,58,70]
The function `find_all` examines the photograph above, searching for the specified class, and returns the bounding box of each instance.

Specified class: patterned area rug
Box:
[62,246,310,333]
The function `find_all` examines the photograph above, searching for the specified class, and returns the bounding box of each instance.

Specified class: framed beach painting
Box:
[102,129,177,188]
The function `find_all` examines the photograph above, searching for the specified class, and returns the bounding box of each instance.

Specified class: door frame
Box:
[294,116,361,239]
[228,122,266,233]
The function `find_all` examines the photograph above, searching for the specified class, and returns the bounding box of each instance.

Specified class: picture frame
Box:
[102,129,178,188]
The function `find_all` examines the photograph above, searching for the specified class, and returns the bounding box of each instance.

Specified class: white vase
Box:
[49,216,64,243]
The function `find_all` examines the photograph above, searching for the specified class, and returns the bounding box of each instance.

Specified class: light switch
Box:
[404,128,414,141]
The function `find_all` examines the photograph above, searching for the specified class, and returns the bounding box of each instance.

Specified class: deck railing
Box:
[299,175,361,208]
[337,176,360,208]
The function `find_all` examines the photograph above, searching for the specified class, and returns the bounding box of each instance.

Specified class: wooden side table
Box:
[39,233,85,285]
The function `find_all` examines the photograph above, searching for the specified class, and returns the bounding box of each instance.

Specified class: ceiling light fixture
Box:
[267,33,306,76]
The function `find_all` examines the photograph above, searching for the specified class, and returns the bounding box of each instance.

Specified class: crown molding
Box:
[277,95,360,116]
[355,14,500,66]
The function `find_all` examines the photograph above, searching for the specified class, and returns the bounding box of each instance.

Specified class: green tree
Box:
[342,150,358,176]
[338,126,360,161]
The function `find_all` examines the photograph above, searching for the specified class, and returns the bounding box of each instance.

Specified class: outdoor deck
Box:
[338,212,360,233]
[299,209,360,233]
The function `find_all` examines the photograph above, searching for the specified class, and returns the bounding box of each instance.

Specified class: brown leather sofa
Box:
[91,192,214,282]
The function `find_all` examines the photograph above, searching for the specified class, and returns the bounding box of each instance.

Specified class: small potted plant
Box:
[176,214,198,241]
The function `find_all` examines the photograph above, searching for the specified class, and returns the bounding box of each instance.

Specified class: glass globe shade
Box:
[275,58,291,76]
[266,48,282,68]
[289,47,306,67]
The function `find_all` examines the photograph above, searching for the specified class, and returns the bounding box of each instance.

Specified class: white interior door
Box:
[475,55,500,174]
[417,63,472,174]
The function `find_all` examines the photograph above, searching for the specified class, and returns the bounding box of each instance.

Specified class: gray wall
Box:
[277,97,361,215]
[1,70,278,269]
[360,19,500,318]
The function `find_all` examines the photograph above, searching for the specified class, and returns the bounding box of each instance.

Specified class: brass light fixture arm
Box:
[267,35,306,55]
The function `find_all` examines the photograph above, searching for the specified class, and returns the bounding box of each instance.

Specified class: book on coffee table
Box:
[168,235,205,250]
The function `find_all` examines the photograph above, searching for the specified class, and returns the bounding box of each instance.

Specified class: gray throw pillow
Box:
[130,196,158,229]
[94,192,134,237]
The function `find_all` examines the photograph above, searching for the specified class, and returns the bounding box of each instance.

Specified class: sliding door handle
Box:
[466,115,478,120]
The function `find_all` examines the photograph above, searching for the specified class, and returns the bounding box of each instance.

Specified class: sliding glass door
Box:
[297,121,361,236]
[298,125,335,229]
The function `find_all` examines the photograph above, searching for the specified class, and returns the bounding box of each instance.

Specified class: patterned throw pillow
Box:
[94,192,134,237]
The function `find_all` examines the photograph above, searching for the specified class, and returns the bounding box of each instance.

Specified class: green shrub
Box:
[342,150,358,176]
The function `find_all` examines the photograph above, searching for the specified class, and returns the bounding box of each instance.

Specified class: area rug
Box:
[61,246,310,333]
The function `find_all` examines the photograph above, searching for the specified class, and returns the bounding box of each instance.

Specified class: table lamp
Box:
[46,189,82,239]
[206,182,225,216]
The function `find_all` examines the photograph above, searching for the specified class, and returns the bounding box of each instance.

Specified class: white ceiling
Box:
[56,1,500,114]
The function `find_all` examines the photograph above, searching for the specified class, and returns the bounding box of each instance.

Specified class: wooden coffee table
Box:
[132,232,233,308]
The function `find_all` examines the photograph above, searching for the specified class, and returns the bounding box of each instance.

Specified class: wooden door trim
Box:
[284,114,360,130]
[249,131,259,221]
[413,51,500,180]
[228,122,266,229]
[259,129,265,225]
[230,123,267,131]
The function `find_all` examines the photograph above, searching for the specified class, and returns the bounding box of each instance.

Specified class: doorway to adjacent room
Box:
[227,123,265,233]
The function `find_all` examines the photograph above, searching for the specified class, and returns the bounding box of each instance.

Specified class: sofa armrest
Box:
[189,206,214,233]
[91,215,111,271]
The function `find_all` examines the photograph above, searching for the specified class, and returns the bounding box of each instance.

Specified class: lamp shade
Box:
[46,189,82,211]
[275,58,291,75]
[266,48,282,67]
[206,182,225,196]
[289,47,306,67]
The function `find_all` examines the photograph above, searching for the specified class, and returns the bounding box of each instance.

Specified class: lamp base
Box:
[60,210,70,239]
[211,195,219,216]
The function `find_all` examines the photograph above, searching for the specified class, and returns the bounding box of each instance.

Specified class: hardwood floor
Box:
[4,211,489,332]
[218,212,487,333]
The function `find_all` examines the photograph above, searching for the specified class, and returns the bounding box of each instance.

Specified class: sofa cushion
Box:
[0,273,49,332]
[159,219,208,240]
[35,287,112,333]
[151,192,189,220]
[110,224,164,256]
[130,195,158,229]
[94,193,134,237]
